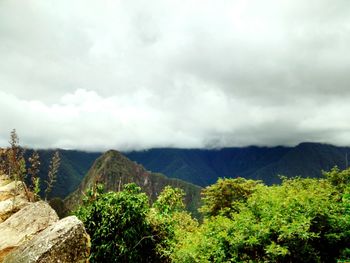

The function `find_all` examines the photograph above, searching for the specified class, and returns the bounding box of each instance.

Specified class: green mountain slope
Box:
[64,150,202,216]
[252,143,350,184]
[125,143,350,185]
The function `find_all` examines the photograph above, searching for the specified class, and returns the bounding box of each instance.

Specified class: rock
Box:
[0,179,30,224]
[0,201,59,260]
[0,176,10,187]
[0,196,29,223]
[3,216,90,263]
[0,181,25,201]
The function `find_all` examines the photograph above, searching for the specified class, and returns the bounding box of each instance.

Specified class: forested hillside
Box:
[126,143,350,185]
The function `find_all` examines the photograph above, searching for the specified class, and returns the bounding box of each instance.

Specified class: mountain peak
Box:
[103,149,128,160]
[65,150,202,217]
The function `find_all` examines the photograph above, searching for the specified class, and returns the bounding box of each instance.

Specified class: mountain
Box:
[23,142,350,201]
[252,143,350,184]
[125,143,350,186]
[64,150,202,217]
[24,149,101,199]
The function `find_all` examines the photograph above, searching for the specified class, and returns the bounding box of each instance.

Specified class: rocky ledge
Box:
[0,175,90,262]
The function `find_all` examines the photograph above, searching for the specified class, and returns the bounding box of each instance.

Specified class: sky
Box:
[0,0,350,151]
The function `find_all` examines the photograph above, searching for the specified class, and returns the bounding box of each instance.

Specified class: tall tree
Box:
[200,177,262,217]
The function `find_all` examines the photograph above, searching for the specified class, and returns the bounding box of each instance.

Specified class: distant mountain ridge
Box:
[29,142,350,200]
[125,142,350,185]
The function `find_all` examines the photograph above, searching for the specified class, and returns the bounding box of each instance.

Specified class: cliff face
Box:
[65,150,202,216]
[0,175,90,263]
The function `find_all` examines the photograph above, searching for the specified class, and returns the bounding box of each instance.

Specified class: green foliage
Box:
[28,151,41,200]
[75,183,199,263]
[75,169,350,263]
[149,186,198,262]
[200,177,262,217]
[323,166,350,192]
[75,183,157,263]
[173,176,350,263]
[33,177,40,200]
[153,186,185,214]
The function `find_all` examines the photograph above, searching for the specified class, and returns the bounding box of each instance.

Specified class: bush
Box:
[75,183,157,263]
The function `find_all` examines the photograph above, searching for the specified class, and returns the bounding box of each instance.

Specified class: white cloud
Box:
[0,0,350,150]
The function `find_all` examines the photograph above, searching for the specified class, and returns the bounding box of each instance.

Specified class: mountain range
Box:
[125,142,350,185]
[29,142,350,202]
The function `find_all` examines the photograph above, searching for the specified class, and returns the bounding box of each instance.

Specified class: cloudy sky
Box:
[0,0,350,151]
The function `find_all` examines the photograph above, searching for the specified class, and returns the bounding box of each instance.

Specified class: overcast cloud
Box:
[0,0,350,151]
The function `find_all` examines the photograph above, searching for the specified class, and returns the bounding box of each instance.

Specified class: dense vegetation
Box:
[76,167,350,262]
[75,183,197,262]
[126,143,350,185]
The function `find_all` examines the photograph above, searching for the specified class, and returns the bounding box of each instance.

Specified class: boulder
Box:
[0,196,29,223]
[3,216,90,263]
[0,201,59,260]
[0,176,10,187]
[0,181,25,201]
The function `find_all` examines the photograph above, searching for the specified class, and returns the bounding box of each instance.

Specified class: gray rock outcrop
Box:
[0,201,59,257]
[0,196,29,223]
[0,175,90,263]
[0,181,25,201]
[0,179,29,223]
[3,216,90,263]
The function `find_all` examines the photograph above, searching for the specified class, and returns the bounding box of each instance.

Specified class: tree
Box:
[153,186,185,214]
[75,183,157,263]
[323,166,350,192]
[149,186,198,262]
[200,177,262,217]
